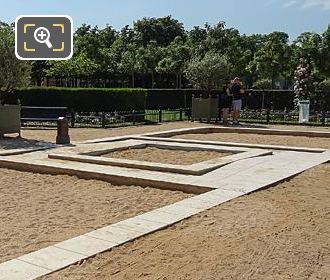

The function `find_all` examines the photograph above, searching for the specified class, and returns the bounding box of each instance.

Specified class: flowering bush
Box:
[293,58,314,107]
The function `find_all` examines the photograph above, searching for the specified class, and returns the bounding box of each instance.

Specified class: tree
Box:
[46,53,98,86]
[247,32,290,88]
[133,16,185,46]
[0,25,31,99]
[319,26,330,78]
[156,37,191,88]
[185,52,231,93]
[136,41,162,88]
[119,43,138,87]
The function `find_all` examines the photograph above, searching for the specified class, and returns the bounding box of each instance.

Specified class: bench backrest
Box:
[21,106,69,119]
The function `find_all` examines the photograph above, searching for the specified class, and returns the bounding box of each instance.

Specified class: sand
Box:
[0,169,192,263]
[19,122,330,143]
[43,163,330,280]
[103,147,232,165]
[172,133,330,149]
[20,122,208,143]
[1,122,329,279]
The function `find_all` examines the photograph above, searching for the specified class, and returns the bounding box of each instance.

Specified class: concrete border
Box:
[142,126,330,138]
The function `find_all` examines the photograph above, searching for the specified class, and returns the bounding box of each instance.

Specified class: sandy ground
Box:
[172,133,330,149]
[1,122,329,279]
[0,169,191,263]
[18,122,330,143]
[20,122,208,143]
[43,163,330,280]
[104,147,232,165]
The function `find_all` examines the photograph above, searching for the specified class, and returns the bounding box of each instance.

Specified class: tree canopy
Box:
[0,16,329,89]
[0,25,31,94]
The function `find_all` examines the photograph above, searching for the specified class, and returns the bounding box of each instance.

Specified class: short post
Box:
[321,111,326,126]
[179,108,183,121]
[56,117,70,145]
[70,111,75,128]
[266,108,270,124]
[158,109,162,123]
[101,112,106,128]
[132,110,136,125]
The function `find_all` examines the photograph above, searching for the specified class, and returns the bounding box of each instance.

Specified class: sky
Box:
[0,0,329,40]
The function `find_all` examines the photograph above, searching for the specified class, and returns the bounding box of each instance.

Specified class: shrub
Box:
[318,78,330,93]
[252,79,272,89]
[4,87,147,112]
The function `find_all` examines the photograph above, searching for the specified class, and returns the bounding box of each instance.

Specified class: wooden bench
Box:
[21,106,69,126]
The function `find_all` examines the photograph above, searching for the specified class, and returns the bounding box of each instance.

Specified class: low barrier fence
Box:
[20,107,329,128]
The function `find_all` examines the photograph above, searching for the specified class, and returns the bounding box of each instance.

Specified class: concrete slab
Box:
[85,225,142,244]
[18,246,84,271]
[0,259,50,280]
[114,217,167,234]
[55,235,117,257]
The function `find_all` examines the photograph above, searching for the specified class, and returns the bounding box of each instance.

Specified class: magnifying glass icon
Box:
[34,27,53,49]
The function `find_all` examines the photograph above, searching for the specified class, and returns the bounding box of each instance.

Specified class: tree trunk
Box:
[151,72,154,89]
[132,72,135,88]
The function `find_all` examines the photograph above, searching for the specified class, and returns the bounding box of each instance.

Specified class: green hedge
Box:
[4,87,147,112]
[3,87,329,112]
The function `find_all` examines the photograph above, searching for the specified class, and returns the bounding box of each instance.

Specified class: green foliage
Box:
[46,53,98,77]
[1,17,329,90]
[8,87,147,112]
[0,25,31,93]
[252,78,272,89]
[133,16,185,46]
[156,37,191,88]
[185,52,231,92]
[318,78,330,92]
[247,32,290,84]
[319,26,330,77]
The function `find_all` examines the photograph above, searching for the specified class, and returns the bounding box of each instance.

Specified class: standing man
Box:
[231,77,245,125]
[220,80,233,125]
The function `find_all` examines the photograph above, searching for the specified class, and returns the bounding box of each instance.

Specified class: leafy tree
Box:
[46,53,97,86]
[74,25,102,59]
[319,26,330,77]
[119,43,138,87]
[185,52,231,93]
[156,37,191,88]
[133,16,185,46]
[247,32,290,87]
[136,41,162,88]
[0,25,31,98]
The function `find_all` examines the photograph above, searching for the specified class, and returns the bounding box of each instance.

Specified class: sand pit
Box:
[172,133,330,149]
[43,163,330,280]
[0,168,192,264]
[102,147,232,165]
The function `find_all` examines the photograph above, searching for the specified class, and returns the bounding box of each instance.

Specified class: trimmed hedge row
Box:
[146,89,221,110]
[3,87,329,112]
[4,87,147,112]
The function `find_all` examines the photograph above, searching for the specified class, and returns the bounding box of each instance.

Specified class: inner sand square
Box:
[101,146,233,165]
[171,133,330,149]
[0,168,192,264]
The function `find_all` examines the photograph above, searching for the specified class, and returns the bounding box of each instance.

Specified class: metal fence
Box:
[21,107,330,128]
[68,109,191,128]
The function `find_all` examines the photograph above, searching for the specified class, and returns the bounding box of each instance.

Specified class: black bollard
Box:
[56,117,70,144]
